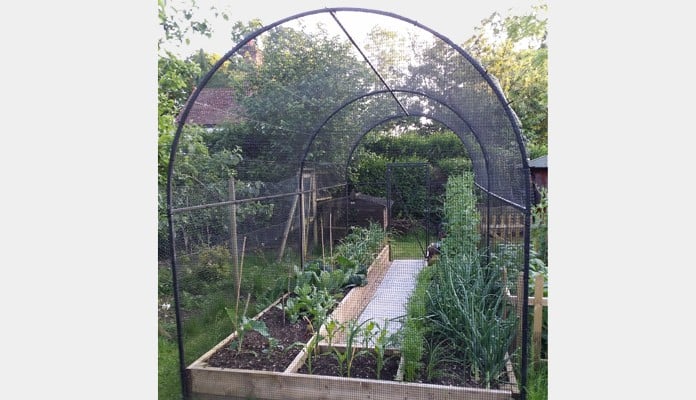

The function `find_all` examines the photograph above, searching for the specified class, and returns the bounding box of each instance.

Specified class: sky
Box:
[169,0,541,57]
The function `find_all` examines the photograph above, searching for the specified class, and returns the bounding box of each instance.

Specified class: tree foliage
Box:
[158,0,242,255]
[463,2,548,159]
[349,129,471,223]
[158,0,223,53]
[158,56,201,186]
[157,3,550,255]
[205,24,375,182]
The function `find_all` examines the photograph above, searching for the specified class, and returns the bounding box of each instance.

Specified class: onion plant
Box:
[427,252,516,388]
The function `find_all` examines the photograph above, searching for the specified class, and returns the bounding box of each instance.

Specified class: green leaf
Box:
[248,320,270,338]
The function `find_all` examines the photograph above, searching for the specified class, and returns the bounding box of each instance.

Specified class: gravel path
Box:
[356,259,426,342]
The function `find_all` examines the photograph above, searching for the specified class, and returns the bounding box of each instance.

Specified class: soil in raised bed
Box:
[204,282,361,372]
[297,351,400,381]
[412,357,507,390]
[206,306,312,371]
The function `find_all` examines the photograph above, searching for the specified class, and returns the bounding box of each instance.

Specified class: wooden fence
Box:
[480,210,525,240]
[505,274,548,364]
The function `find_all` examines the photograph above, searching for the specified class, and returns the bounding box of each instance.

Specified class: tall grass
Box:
[158,245,295,400]
[526,360,548,400]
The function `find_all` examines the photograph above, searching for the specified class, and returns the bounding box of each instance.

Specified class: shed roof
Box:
[528,155,547,168]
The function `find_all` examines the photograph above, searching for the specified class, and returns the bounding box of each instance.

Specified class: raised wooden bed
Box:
[186,244,519,399]
[187,245,391,397]
[189,368,515,400]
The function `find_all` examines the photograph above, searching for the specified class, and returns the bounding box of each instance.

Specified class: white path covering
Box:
[356,259,426,342]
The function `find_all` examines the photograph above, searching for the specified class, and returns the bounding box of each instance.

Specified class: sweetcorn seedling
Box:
[323,317,342,351]
[331,319,370,377]
[369,320,398,379]
[298,317,325,375]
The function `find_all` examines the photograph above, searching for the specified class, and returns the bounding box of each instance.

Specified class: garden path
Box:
[356,259,426,342]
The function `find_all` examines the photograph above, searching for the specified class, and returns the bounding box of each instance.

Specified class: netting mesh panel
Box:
[168,8,532,400]
[176,9,527,205]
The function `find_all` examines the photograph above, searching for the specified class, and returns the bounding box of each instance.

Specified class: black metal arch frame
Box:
[167,7,533,399]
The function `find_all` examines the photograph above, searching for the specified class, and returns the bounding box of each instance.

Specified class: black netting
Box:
[166,7,534,400]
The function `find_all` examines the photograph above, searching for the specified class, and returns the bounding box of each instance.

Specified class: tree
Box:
[158,0,227,55]
[158,56,201,187]
[158,0,236,256]
[205,24,376,182]
[463,2,548,159]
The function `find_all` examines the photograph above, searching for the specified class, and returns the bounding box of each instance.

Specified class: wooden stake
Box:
[277,194,299,263]
[516,275,525,352]
[234,236,247,327]
[302,180,309,259]
[229,177,239,275]
[320,216,325,263]
[533,274,544,365]
[329,212,333,258]
[502,267,508,319]
[312,171,318,249]
[239,236,247,290]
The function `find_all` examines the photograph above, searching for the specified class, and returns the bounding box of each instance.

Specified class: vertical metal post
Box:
[166,209,189,398]
[298,169,306,269]
[519,182,533,400]
[344,181,349,240]
[384,165,390,260]
[424,164,430,252]
[386,165,392,231]
[485,189,491,264]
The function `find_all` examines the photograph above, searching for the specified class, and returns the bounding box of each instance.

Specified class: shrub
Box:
[333,222,386,267]
[435,157,472,177]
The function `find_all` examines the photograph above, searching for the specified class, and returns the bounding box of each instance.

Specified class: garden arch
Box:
[167,7,533,400]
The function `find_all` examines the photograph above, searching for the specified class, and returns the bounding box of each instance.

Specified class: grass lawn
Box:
[158,336,181,400]
[158,249,293,400]
[390,228,429,259]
